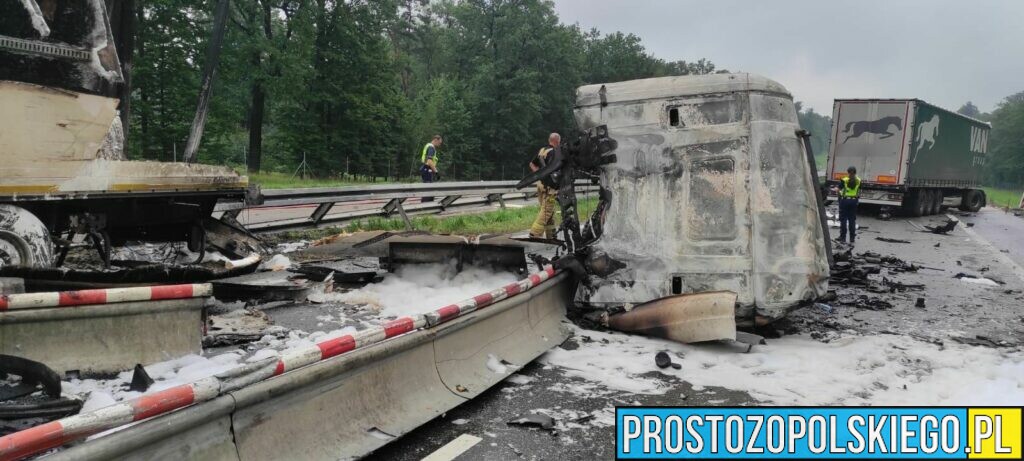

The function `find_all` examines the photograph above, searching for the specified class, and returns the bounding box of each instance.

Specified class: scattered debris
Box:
[952,335,1010,348]
[293,260,381,285]
[735,331,767,347]
[924,219,958,234]
[573,413,596,424]
[203,308,287,347]
[0,398,83,421]
[129,364,154,392]
[653,351,680,369]
[734,331,767,353]
[953,273,1003,286]
[0,355,81,422]
[0,256,260,291]
[837,295,893,310]
[212,270,333,302]
[831,250,921,292]
[876,237,911,244]
[258,254,293,271]
[0,355,61,399]
[507,412,555,431]
[915,298,926,308]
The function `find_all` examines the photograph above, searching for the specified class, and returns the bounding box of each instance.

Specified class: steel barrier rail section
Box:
[1,267,568,460]
[220,180,598,232]
[0,284,212,376]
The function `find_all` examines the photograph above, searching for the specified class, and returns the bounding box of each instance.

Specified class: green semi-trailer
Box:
[825,99,990,215]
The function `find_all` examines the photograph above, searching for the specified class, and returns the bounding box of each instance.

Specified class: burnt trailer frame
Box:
[0,2,251,268]
[573,73,830,325]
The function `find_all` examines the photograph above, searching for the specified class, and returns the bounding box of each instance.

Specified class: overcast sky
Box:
[553,0,1024,115]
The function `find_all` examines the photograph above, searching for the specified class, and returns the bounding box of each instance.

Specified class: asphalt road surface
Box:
[364,207,1024,461]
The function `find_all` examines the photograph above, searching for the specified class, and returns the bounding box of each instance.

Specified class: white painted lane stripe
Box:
[950,213,1024,284]
[421,434,482,461]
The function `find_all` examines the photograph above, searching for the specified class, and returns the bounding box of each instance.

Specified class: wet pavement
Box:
[364,207,1024,460]
[963,208,1024,270]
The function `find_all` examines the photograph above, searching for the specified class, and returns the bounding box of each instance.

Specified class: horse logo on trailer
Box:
[915,115,940,151]
[841,116,903,143]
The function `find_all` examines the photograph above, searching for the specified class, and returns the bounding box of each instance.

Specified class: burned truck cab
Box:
[574,73,829,325]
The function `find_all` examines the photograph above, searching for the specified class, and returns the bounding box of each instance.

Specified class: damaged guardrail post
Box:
[310,202,336,225]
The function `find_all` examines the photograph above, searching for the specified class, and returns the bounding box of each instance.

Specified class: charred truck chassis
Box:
[3,191,247,267]
[0,0,253,268]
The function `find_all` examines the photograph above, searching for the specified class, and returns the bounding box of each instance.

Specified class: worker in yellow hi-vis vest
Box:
[834,166,861,245]
[419,135,442,202]
[528,133,560,239]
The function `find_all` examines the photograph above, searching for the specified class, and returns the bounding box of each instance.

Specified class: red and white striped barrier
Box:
[272,265,558,375]
[0,284,212,311]
[0,266,558,460]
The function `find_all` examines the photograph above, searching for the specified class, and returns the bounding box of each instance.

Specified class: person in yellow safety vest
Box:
[835,166,861,245]
[528,133,561,239]
[419,135,442,202]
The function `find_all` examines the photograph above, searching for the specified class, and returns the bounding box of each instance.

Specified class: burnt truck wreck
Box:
[0,0,254,268]
[527,74,830,331]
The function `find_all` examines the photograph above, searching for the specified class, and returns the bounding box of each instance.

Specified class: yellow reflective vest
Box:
[841,176,861,198]
[421,143,438,166]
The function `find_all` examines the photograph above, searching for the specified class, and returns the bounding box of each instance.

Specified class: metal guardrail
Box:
[223,180,598,232]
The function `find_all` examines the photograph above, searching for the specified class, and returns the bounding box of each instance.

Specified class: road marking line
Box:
[949,213,1024,284]
[421,433,482,461]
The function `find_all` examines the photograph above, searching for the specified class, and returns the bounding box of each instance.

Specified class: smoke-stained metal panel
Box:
[574,74,829,323]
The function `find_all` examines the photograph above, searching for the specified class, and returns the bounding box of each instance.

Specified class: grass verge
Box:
[982,187,1023,209]
[248,172,415,189]
[272,198,597,242]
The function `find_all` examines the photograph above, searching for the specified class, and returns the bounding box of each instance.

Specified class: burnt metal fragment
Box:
[507,412,556,431]
[129,364,154,392]
[876,237,911,244]
[606,292,737,344]
[924,219,958,235]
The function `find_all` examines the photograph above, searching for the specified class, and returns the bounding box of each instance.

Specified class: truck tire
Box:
[0,205,54,268]
[903,189,924,217]
[933,190,945,214]
[919,190,931,215]
[928,189,942,215]
[961,189,985,212]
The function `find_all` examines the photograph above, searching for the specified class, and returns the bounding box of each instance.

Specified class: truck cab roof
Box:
[576,73,791,108]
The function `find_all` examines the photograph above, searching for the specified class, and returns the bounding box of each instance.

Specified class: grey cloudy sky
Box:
[553,0,1024,115]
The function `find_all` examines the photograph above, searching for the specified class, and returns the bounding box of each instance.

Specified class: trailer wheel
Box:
[919,190,931,215]
[930,189,942,215]
[903,189,924,217]
[962,189,985,212]
[0,205,54,268]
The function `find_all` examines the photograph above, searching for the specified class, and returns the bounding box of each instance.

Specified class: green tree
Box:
[985,92,1024,188]
[795,101,832,167]
[122,0,725,182]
